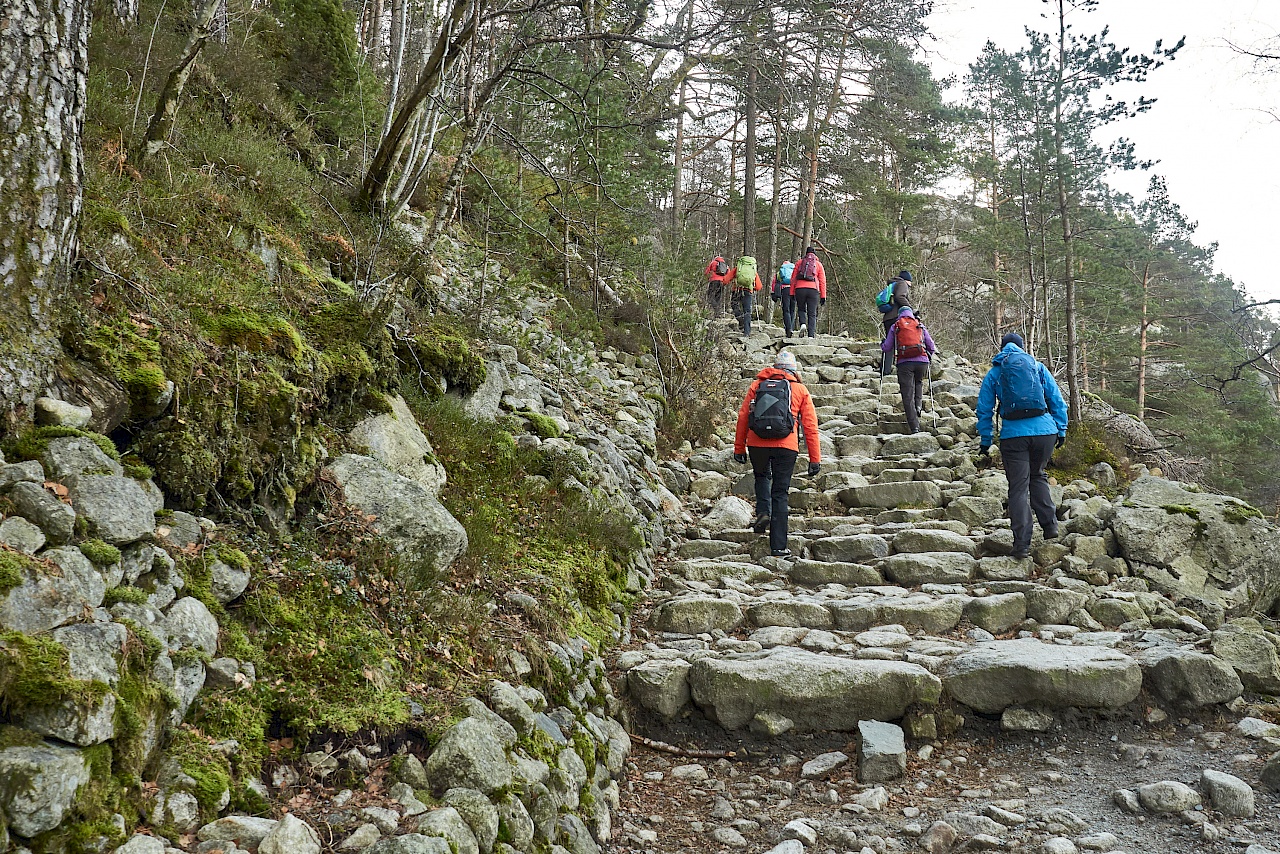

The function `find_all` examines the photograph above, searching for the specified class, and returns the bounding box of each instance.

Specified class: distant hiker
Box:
[880,307,936,434]
[771,259,798,336]
[727,256,764,336]
[704,255,731,317]
[790,247,827,338]
[877,269,913,334]
[733,350,821,557]
[976,332,1069,560]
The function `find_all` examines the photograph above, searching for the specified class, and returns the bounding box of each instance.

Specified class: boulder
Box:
[1024,588,1087,626]
[0,515,46,554]
[688,646,941,731]
[66,474,155,544]
[443,789,499,854]
[489,680,538,737]
[1111,477,1280,615]
[946,496,1005,527]
[1137,780,1200,813]
[748,599,834,629]
[417,807,480,854]
[892,529,976,556]
[0,546,105,633]
[0,743,92,837]
[881,552,976,586]
[1201,769,1255,817]
[810,535,889,563]
[366,835,453,854]
[857,720,906,783]
[349,395,447,497]
[496,793,535,851]
[164,597,220,654]
[846,481,942,509]
[8,481,76,544]
[425,717,513,794]
[113,834,167,854]
[1136,647,1242,708]
[41,436,123,479]
[1210,619,1280,693]
[787,559,881,587]
[23,689,117,746]
[702,496,754,532]
[210,557,250,604]
[462,359,510,422]
[940,639,1141,713]
[880,434,940,456]
[328,454,468,573]
[964,593,1026,634]
[627,659,691,719]
[34,397,93,429]
[197,816,279,847]
[652,596,743,634]
[259,814,321,854]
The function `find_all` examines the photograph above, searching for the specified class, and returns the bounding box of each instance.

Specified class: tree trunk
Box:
[0,0,91,420]
[766,100,783,325]
[1137,262,1149,421]
[134,0,224,163]
[1053,0,1083,422]
[357,0,478,212]
[743,62,757,259]
[381,0,409,140]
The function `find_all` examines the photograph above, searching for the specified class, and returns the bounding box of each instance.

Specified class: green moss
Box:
[521,411,562,440]
[396,323,488,397]
[167,727,234,819]
[0,723,43,749]
[0,630,112,713]
[103,586,149,607]
[200,306,304,359]
[121,455,155,480]
[1223,501,1264,524]
[0,550,34,594]
[1046,423,1128,494]
[79,539,122,566]
[214,545,252,572]
[571,729,597,773]
[3,425,120,463]
[1162,504,1201,519]
[78,318,170,408]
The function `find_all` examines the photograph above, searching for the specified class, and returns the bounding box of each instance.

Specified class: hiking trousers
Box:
[731,290,753,335]
[706,281,724,316]
[778,292,797,335]
[748,446,797,552]
[1000,433,1058,553]
[897,361,928,433]
[794,288,820,337]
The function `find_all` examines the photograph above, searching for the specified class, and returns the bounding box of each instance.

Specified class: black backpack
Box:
[714,259,729,276]
[748,378,795,439]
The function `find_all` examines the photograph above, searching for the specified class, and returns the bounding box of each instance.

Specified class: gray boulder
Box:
[67,474,156,544]
[417,807,480,854]
[1201,769,1255,817]
[810,535,889,563]
[9,480,76,544]
[23,689,117,746]
[688,647,941,731]
[425,717,513,794]
[892,529,976,556]
[488,680,538,737]
[1111,477,1280,615]
[1210,619,1280,693]
[1024,588,1087,625]
[702,496,754,532]
[652,596,743,634]
[0,743,92,837]
[34,397,93,428]
[0,515,46,554]
[210,557,250,604]
[462,359,510,422]
[858,720,906,783]
[496,793,534,851]
[964,593,1026,634]
[52,622,127,686]
[164,597,220,654]
[197,816,279,847]
[366,835,453,854]
[350,395,447,497]
[1137,647,1242,708]
[443,789,499,854]
[881,552,976,586]
[41,436,122,479]
[846,481,942,509]
[0,546,104,633]
[259,814,321,854]
[328,454,468,574]
[941,639,1141,713]
[946,496,1005,527]
[1137,780,1200,813]
[627,659,691,719]
[787,559,882,587]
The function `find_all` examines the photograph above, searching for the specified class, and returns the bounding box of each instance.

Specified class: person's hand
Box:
[733,452,748,464]
[1055,435,1066,449]
[807,463,820,477]
[772,293,780,302]
[819,298,826,306]
[979,444,990,457]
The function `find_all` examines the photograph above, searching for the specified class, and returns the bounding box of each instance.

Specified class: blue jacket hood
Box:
[991,341,1025,366]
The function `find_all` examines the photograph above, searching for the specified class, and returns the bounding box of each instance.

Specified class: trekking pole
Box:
[927,372,937,426]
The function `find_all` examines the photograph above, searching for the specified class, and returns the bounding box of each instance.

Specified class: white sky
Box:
[923,0,1280,300]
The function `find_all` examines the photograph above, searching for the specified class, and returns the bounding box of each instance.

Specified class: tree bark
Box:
[766,99,783,325]
[134,0,224,163]
[0,0,91,419]
[1137,261,1149,421]
[743,62,757,259]
[1053,0,1083,422]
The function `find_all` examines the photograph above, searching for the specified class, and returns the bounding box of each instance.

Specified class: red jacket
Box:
[790,254,827,299]
[726,267,763,292]
[705,257,731,284]
[733,367,821,461]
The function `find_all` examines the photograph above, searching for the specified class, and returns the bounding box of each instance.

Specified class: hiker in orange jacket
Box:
[733,350,821,556]
[704,256,731,317]
[789,247,827,337]
[726,261,764,336]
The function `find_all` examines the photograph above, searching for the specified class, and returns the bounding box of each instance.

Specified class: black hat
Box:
[898,270,912,282]
[805,246,815,255]
[1001,332,1025,349]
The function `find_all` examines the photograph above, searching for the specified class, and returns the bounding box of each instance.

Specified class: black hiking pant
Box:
[706,280,725,316]
[1000,433,1058,554]
[731,290,753,335]
[748,446,797,552]
[897,361,928,433]
[794,288,820,337]
[778,292,797,336]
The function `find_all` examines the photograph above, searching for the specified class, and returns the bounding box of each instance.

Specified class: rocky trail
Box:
[611,328,1280,854]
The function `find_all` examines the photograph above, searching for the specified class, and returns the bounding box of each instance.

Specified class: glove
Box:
[807,463,820,477]
[979,444,990,457]
[771,293,780,302]
[819,298,826,306]
[1055,435,1066,449]
[733,453,748,464]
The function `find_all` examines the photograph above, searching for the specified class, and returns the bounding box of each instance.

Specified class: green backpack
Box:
[734,256,757,290]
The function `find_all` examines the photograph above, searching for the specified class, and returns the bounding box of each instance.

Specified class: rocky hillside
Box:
[3,292,1280,854]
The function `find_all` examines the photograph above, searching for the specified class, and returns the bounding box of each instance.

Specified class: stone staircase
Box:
[620,331,1273,740]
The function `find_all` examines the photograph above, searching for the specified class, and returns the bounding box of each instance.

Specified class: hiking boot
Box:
[1043,526,1059,540]
[771,548,793,558]
[1010,549,1030,560]
[752,516,770,534]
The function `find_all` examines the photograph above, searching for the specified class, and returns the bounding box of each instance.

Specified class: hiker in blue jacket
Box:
[976,332,1069,560]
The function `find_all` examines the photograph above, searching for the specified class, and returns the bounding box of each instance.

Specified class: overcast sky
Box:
[923,0,1280,300]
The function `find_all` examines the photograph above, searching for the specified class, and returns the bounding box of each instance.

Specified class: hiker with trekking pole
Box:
[875,270,913,375]
[727,256,764,336]
[704,255,732,317]
[771,260,798,337]
[790,247,826,338]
